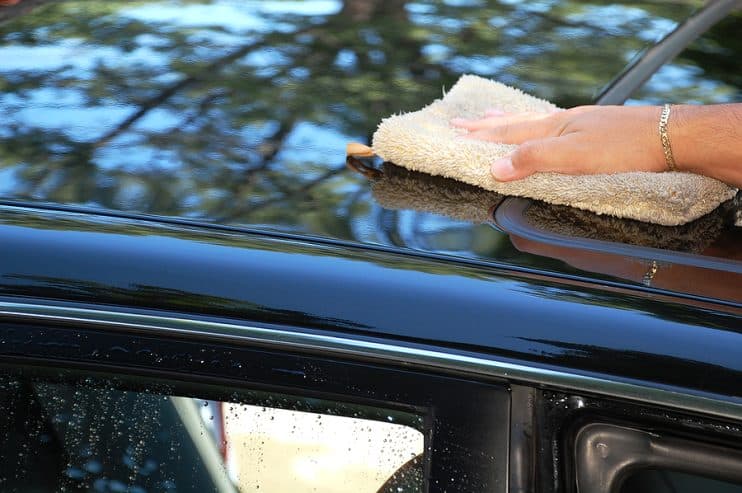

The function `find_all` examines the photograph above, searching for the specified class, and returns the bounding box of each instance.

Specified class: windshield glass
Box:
[0,0,696,228]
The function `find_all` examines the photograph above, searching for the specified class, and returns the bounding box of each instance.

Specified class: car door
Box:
[0,299,510,492]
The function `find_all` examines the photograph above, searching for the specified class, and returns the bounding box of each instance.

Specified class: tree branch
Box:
[91,29,312,148]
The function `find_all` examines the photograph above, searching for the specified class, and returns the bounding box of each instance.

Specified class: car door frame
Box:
[0,300,511,492]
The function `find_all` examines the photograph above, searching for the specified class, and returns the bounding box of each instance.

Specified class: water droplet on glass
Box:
[65,466,86,480]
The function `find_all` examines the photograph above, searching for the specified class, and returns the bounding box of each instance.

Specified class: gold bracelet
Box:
[658,104,677,172]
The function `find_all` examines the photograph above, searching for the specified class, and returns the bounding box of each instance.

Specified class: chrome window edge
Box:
[1,301,741,423]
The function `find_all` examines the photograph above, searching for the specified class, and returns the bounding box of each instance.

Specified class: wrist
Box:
[668,104,699,173]
[669,104,742,186]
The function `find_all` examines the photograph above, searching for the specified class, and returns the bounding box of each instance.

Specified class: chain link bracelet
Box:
[659,104,677,172]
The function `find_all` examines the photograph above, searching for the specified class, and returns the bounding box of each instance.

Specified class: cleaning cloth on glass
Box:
[371,75,737,226]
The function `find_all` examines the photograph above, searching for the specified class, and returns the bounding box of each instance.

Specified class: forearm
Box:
[671,104,742,188]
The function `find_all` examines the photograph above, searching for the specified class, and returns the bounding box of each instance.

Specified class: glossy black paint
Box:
[597,0,740,104]
[493,195,741,303]
[1,205,740,400]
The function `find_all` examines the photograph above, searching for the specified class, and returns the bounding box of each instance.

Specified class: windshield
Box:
[0,0,697,229]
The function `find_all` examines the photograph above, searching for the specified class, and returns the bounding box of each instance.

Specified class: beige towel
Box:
[371,74,737,226]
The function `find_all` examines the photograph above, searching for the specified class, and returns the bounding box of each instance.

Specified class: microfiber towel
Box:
[371,75,737,226]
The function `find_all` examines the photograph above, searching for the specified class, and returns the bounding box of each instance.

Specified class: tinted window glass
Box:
[620,469,742,493]
[0,370,424,492]
[628,9,742,105]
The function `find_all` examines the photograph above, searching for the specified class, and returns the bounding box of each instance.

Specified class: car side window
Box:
[0,369,424,493]
[627,10,741,105]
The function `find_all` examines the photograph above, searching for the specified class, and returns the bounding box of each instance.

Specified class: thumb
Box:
[491,135,578,181]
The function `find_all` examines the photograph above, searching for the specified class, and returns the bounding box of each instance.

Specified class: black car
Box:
[0,1,740,492]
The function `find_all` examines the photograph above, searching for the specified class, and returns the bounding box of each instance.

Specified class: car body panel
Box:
[2,0,739,304]
[1,205,740,400]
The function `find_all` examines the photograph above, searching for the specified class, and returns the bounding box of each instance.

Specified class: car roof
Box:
[0,0,739,304]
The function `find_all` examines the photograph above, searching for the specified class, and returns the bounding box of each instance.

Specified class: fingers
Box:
[451,105,662,181]
[451,112,559,144]
[466,116,557,144]
[474,105,666,181]
[491,135,583,181]
[484,109,507,117]
[490,156,520,181]
[452,106,595,143]
[451,112,547,131]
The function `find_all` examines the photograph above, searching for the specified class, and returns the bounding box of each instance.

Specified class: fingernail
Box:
[485,109,506,117]
[491,157,515,181]
[450,117,468,126]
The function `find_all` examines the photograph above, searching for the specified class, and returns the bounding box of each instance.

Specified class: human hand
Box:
[451,106,667,181]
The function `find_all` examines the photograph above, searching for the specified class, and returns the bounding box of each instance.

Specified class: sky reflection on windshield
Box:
[3,0,733,258]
